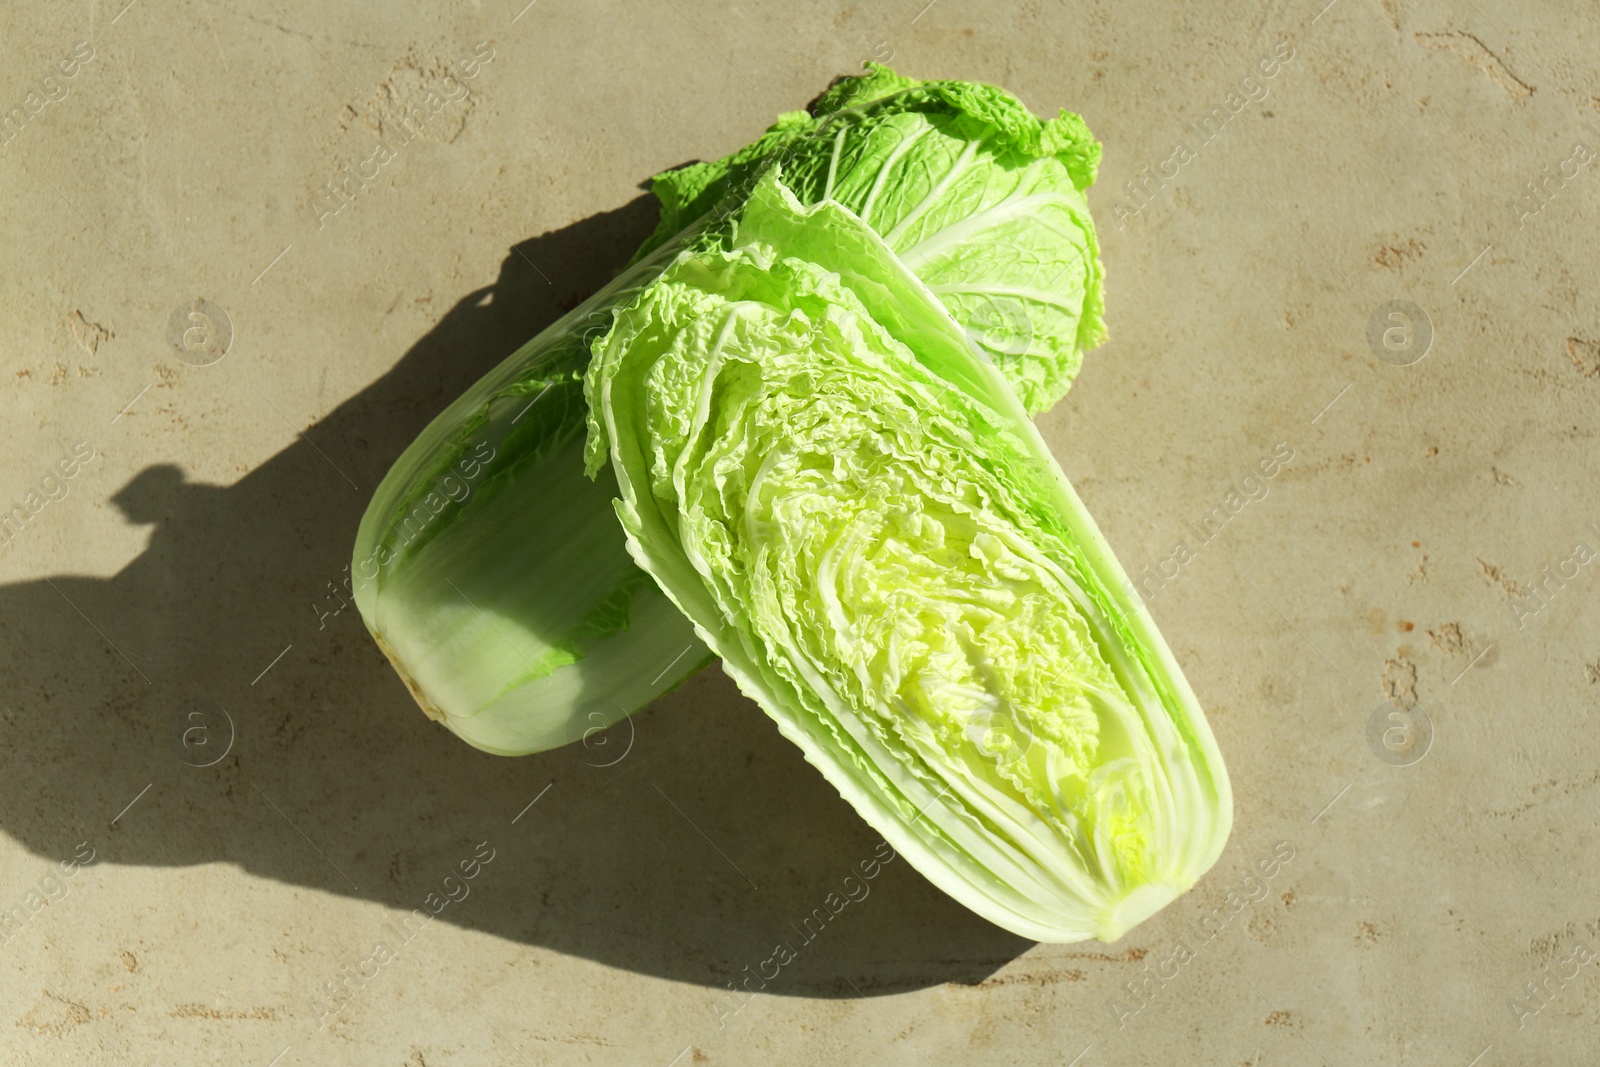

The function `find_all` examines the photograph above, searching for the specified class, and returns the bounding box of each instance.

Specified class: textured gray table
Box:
[3,1,1595,1063]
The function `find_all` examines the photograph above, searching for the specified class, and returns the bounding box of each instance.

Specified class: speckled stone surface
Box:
[2,1,1597,1063]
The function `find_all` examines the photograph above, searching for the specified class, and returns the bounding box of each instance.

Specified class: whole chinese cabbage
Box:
[353,65,1108,757]
[583,169,1230,943]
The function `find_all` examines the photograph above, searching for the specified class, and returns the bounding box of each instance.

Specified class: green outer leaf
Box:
[352,240,713,756]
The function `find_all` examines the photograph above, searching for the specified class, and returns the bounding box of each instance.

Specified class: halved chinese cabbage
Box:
[584,171,1230,942]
